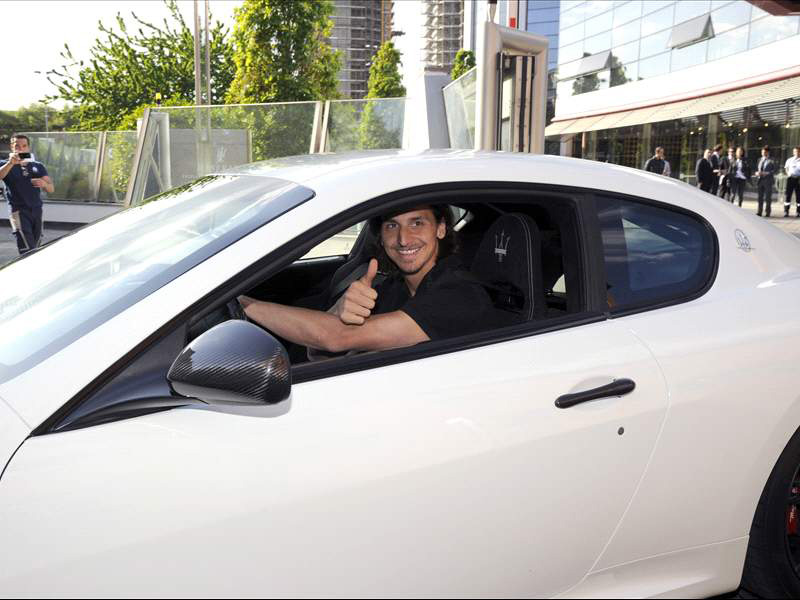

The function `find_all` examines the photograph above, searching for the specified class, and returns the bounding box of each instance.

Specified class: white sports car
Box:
[1,151,799,598]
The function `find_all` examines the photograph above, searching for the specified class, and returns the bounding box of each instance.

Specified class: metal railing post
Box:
[92,131,107,202]
[124,107,152,208]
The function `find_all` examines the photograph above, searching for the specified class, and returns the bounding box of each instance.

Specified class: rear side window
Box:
[596,196,716,312]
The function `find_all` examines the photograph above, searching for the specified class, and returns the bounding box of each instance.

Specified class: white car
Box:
[1,151,799,598]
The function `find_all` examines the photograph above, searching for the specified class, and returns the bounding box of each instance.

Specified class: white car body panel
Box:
[1,320,666,597]
[0,151,799,597]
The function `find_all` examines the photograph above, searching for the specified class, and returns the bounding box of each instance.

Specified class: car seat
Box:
[470,213,546,325]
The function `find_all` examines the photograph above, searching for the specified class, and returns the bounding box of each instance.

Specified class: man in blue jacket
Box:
[0,134,54,254]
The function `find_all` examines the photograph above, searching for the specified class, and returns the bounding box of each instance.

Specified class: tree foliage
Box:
[45,0,234,131]
[451,49,476,80]
[365,42,406,100]
[359,41,406,150]
[0,104,79,137]
[226,0,340,104]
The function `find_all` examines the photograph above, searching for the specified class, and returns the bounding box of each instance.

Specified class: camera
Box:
[17,152,31,159]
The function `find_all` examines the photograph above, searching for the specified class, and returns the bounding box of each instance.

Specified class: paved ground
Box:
[3,197,799,268]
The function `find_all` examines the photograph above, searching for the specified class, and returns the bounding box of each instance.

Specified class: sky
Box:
[0,0,241,111]
[3,0,422,112]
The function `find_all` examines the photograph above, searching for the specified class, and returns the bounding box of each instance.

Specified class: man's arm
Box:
[31,175,53,194]
[240,296,429,353]
[0,155,19,180]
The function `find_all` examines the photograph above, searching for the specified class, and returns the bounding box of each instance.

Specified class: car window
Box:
[301,222,365,260]
[596,195,715,311]
[0,175,314,384]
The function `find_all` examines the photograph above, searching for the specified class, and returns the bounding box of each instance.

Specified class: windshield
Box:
[0,175,313,384]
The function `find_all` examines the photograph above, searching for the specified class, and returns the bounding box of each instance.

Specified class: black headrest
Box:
[470,213,546,322]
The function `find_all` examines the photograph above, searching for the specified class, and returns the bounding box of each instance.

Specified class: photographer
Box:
[0,134,53,254]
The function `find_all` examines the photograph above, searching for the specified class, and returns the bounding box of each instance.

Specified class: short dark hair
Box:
[794,146,800,152]
[10,134,29,144]
[714,144,723,152]
[762,145,770,153]
[368,205,458,274]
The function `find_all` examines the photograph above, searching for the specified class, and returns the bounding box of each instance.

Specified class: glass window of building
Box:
[585,30,613,54]
[613,18,642,46]
[641,4,675,36]
[612,39,640,64]
[642,0,675,16]
[639,52,671,78]
[560,22,585,47]
[749,15,800,50]
[710,1,751,34]
[586,9,614,34]
[671,39,708,71]
[640,29,672,58]
[560,41,585,64]
[585,1,612,20]
[706,25,748,62]
[611,60,639,86]
[674,0,711,23]
[560,2,586,29]
[711,0,735,9]
[530,6,560,22]
[613,1,642,27]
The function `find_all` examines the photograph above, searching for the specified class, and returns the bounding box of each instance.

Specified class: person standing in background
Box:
[755,145,777,217]
[783,146,800,218]
[709,144,722,196]
[0,135,54,254]
[644,147,668,175]
[695,149,714,193]
[718,147,735,201]
[730,147,750,208]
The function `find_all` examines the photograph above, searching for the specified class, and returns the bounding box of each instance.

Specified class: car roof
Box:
[219,150,681,200]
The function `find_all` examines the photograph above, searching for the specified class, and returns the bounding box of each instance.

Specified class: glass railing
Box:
[23,132,102,202]
[98,131,138,203]
[325,98,406,152]
[443,67,477,150]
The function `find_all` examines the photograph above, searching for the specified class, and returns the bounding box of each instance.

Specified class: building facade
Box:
[422,0,465,73]
[329,0,394,99]
[546,1,800,189]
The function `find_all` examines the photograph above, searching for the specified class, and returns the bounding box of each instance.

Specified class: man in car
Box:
[239,206,496,353]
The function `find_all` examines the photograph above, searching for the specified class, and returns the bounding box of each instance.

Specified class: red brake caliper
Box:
[789,486,799,536]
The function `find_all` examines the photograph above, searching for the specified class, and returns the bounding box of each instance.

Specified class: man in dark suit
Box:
[718,147,735,201]
[709,144,722,196]
[756,145,777,217]
[695,149,714,193]
[730,147,750,207]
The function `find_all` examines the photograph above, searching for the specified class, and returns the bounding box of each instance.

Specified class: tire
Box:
[741,427,800,597]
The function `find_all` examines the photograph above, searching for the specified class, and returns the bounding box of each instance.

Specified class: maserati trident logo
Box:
[735,229,753,252]
[495,230,510,262]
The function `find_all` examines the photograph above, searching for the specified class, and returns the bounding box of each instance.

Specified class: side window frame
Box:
[589,191,720,318]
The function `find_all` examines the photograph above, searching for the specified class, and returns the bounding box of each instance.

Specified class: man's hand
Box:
[331,258,379,325]
[31,178,46,188]
[6,153,20,166]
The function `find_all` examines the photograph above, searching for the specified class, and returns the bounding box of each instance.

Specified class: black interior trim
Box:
[33,181,595,436]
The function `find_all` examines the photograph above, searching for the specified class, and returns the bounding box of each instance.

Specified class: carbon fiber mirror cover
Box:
[168,320,291,405]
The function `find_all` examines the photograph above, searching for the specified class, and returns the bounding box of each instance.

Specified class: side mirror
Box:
[168,320,291,405]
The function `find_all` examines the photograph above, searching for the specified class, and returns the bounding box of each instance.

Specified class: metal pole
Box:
[204,0,212,104]
[193,0,202,105]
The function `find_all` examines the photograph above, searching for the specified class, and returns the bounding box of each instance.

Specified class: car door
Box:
[0,318,667,598]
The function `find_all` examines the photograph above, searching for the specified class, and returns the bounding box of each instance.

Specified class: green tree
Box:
[45,0,234,131]
[226,0,341,159]
[359,41,406,150]
[226,0,340,104]
[451,49,476,80]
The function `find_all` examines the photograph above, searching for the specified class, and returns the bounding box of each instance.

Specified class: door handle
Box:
[555,378,636,409]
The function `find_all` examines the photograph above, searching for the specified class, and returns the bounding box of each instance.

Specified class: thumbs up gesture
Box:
[331,258,379,325]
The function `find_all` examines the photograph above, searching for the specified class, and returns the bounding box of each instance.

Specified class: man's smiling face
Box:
[380,208,446,278]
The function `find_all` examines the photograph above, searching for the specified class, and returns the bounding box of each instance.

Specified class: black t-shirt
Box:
[0,160,48,210]
[373,255,496,341]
